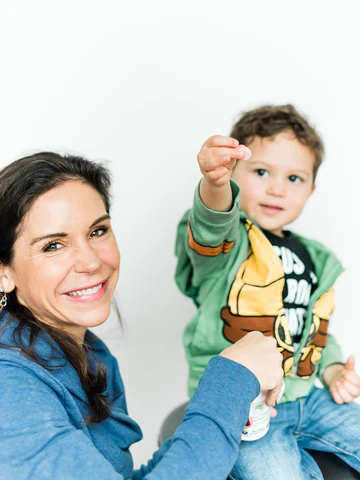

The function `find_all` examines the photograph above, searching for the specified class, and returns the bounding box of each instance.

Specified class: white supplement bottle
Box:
[241,382,285,441]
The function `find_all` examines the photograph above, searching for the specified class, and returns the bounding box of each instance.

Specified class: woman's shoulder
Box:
[0,310,61,361]
[0,334,71,410]
[0,311,23,362]
[84,330,120,368]
[85,329,111,355]
[0,311,62,378]
[0,311,85,399]
[0,311,123,400]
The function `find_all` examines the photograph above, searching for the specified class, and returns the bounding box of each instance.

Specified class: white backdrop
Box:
[1,0,360,468]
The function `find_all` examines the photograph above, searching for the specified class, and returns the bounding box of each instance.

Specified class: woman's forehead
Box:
[19,181,107,239]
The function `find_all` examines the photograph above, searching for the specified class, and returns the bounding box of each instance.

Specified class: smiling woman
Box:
[0,152,284,480]
[0,153,118,424]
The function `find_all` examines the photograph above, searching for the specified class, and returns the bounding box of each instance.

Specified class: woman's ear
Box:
[0,264,15,293]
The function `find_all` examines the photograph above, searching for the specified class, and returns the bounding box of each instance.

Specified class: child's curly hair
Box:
[230,104,324,180]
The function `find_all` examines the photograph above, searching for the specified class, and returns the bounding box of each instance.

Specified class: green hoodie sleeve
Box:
[174,179,244,302]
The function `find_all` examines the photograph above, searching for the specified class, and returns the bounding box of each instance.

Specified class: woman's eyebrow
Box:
[89,214,111,228]
[30,232,67,245]
[30,215,111,246]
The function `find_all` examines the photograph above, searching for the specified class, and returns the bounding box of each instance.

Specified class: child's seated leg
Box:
[297,387,360,473]
[230,400,323,480]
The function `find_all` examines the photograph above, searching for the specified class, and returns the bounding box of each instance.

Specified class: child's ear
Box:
[309,184,316,197]
[0,264,15,293]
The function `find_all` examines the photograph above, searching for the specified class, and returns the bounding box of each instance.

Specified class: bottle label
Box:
[241,382,285,442]
[241,398,270,441]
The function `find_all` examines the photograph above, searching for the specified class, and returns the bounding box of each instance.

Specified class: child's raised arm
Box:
[198,135,251,211]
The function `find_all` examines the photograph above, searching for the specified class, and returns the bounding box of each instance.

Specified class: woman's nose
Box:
[73,244,101,274]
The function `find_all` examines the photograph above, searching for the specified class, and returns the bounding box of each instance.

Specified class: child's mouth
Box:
[260,204,284,215]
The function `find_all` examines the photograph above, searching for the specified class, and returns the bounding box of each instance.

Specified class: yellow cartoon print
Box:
[189,219,335,377]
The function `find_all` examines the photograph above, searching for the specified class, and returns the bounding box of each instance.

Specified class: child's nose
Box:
[267,179,286,197]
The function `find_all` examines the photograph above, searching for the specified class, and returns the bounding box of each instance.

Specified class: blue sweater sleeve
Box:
[134,356,259,480]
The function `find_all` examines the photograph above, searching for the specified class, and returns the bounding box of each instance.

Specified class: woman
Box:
[0,152,283,479]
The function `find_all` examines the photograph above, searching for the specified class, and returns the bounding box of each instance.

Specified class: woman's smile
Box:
[64,278,109,303]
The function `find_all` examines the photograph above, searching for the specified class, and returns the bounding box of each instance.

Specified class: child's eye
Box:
[255,169,269,177]
[90,226,108,238]
[43,242,64,252]
[289,175,302,183]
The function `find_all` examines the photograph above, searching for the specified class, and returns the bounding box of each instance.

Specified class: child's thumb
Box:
[345,355,356,371]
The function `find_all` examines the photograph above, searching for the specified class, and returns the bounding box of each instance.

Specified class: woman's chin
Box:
[64,304,112,331]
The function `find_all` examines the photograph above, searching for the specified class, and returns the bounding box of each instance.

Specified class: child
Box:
[175,105,360,478]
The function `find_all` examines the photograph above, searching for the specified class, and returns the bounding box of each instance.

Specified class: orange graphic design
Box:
[188,222,234,257]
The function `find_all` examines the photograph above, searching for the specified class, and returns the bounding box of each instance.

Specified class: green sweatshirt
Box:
[175,180,344,403]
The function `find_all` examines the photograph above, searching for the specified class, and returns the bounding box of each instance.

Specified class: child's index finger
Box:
[205,135,239,148]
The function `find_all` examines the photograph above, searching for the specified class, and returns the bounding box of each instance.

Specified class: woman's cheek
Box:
[98,243,120,269]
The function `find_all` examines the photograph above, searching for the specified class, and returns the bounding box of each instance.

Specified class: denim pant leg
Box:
[296,387,360,473]
[230,400,323,480]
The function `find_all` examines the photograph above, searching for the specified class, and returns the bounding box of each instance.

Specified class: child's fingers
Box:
[206,166,231,182]
[333,382,354,403]
[203,135,239,149]
[331,387,344,404]
[342,370,360,388]
[211,147,248,164]
[337,378,359,397]
[199,147,248,173]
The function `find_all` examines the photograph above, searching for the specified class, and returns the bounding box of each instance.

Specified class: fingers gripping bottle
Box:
[241,382,285,441]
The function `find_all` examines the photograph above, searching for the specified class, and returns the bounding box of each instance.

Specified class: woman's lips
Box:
[260,204,284,215]
[63,279,109,303]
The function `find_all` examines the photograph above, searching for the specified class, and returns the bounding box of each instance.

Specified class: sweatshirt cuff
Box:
[320,362,345,388]
[185,356,260,432]
[193,179,241,226]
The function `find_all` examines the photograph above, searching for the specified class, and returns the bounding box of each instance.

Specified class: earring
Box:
[0,289,7,311]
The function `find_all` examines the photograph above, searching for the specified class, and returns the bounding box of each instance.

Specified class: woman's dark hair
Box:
[0,152,113,423]
[230,104,324,181]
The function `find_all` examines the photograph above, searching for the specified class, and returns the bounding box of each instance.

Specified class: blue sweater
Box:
[0,311,259,480]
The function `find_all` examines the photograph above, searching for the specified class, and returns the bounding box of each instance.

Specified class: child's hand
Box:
[326,356,360,404]
[198,135,251,187]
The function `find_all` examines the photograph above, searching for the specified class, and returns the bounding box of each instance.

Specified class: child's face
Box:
[232,131,315,237]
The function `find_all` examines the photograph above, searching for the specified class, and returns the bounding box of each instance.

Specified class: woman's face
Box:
[4,180,120,340]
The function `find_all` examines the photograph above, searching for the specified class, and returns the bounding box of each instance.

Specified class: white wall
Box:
[1,0,360,467]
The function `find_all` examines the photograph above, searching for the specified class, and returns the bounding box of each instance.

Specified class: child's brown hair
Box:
[230,104,324,180]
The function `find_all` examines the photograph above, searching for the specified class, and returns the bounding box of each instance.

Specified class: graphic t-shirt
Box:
[264,230,318,348]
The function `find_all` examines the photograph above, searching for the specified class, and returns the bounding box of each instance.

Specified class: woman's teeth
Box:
[67,284,102,297]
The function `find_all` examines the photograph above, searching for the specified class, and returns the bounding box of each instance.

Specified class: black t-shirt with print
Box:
[264,230,318,345]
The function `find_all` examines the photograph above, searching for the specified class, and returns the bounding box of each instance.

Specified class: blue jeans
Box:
[230,387,360,480]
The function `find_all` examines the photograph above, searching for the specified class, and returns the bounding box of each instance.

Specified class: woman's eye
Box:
[255,169,269,177]
[90,227,108,238]
[289,175,302,183]
[43,242,63,252]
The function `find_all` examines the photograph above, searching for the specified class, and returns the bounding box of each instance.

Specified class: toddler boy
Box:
[175,105,360,478]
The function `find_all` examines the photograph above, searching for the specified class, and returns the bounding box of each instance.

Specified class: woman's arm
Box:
[136,333,283,479]
[136,356,259,480]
